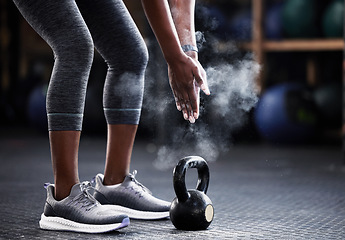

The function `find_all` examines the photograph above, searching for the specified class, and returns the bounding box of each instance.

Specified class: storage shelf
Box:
[248,0,344,91]
[239,39,344,52]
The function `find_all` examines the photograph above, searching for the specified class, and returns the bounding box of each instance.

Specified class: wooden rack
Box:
[247,0,344,91]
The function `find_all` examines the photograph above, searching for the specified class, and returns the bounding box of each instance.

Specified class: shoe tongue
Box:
[125,174,133,182]
[125,174,152,195]
[69,183,83,197]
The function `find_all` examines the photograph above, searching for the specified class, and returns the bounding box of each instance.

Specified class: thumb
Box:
[193,65,210,95]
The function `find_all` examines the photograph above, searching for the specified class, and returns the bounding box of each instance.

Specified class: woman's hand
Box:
[168,53,210,123]
[141,0,210,123]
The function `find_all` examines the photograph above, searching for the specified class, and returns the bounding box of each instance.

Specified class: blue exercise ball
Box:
[203,5,230,40]
[265,2,283,40]
[229,10,252,41]
[27,84,48,132]
[254,83,317,144]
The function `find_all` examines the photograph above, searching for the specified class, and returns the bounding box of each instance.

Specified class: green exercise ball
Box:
[282,0,318,38]
[322,0,344,38]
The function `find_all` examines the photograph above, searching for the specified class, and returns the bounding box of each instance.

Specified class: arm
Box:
[141,0,183,63]
[168,0,210,121]
[141,0,209,123]
[168,0,197,59]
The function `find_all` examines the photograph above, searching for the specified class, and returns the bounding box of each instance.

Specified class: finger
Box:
[191,82,200,119]
[173,91,182,111]
[180,87,194,122]
[186,85,199,121]
[196,73,210,95]
[185,101,195,123]
[183,82,197,123]
[181,102,188,121]
[192,65,210,95]
[175,98,182,111]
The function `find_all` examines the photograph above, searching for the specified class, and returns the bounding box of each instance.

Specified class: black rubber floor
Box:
[1,131,345,239]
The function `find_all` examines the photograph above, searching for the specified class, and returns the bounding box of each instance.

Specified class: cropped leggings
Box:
[13,0,148,130]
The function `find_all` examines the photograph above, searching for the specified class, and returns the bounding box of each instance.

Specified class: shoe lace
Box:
[44,182,98,211]
[73,181,98,211]
[128,170,152,196]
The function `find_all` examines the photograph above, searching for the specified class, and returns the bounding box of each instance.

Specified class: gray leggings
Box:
[13,0,148,131]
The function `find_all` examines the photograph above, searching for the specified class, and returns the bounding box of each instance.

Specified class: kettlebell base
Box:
[170,191,214,231]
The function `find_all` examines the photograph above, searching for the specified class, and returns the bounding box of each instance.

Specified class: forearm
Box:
[168,0,197,59]
[142,0,209,123]
[141,0,184,64]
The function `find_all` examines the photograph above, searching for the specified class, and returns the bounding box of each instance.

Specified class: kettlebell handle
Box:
[173,156,209,203]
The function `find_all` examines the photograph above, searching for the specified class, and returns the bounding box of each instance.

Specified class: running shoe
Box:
[39,181,130,233]
[93,171,171,220]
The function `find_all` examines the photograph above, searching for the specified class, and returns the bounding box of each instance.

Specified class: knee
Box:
[107,40,149,75]
[133,42,149,72]
[53,34,94,70]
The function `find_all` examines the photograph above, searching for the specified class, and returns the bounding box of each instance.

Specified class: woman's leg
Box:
[76,0,170,220]
[13,0,94,200]
[13,0,131,233]
[76,0,148,184]
[104,124,138,185]
[49,131,80,200]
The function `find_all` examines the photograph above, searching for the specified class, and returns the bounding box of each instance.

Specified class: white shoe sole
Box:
[109,205,169,220]
[39,214,129,233]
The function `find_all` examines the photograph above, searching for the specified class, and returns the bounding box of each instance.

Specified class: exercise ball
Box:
[265,2,283,40]
[282,0,318,38]
[27,84,48,132]
[313,82,342,128]
[229,9,252,41]
[254,83,317,144]
[322,0,344,38]
[204,5,230,40]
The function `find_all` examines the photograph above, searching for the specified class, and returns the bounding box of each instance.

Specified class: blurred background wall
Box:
[0,0,344,147]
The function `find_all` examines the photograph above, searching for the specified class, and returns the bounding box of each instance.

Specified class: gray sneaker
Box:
[93,171,170,220]
[39,181,129,233]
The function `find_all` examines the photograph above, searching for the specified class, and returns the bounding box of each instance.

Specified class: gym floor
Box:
[1,129,345,240]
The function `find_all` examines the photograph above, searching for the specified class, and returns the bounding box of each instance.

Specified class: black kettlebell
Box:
[170,156,214,230]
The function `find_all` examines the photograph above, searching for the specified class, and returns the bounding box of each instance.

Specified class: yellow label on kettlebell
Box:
[205,204,214,222]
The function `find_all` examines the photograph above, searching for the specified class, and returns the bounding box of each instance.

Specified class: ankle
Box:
[54,181,78,200]
[103,175,126,186]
